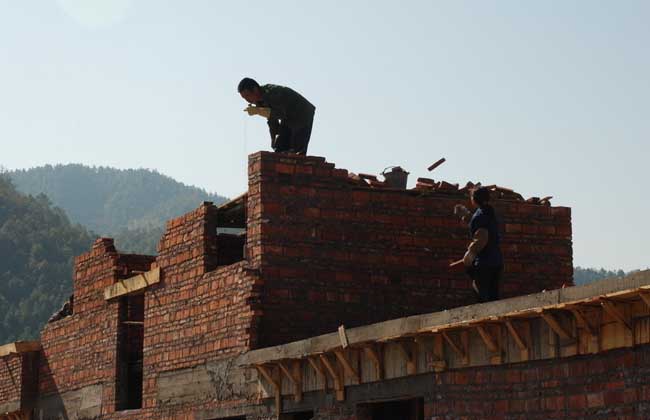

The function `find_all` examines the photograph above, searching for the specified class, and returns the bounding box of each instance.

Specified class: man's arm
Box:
[463,228,489,266]
[244,105,271,118]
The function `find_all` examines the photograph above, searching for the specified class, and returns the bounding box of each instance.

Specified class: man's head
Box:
[238,77,263,103]
[470,186,491,208]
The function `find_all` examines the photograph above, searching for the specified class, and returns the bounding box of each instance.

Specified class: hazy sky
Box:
[1,1,648,271]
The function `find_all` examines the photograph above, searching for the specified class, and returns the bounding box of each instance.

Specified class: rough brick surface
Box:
[248,152,572,346]
[38,238,155,415]
[419,345,650,420]
[0,354,21,404]
[0,152,579,419]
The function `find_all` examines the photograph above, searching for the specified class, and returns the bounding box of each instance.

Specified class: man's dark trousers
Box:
[271,119,313,155]
[468,265,502,303]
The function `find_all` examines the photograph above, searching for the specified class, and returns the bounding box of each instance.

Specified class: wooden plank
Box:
[397,340,417,375]
[540,311,573,340]
[430,334,447,371]
[255,364,282,416]
[476,325,499,352]
[639,292,650,309]
[460,331,469,365]
[547,318,558,358]
[363,344,383,380]
[277,361,296,386]
[476,324,502,364]
[601,300,632,332]
[238,274,650,367]
[569,308,596,338]
[320,354,344,401]
[255,364,279,390]
[0,341,41,358]
[103,267,160,300]
[334,350,360,383]
[338,325,349,348]
[307,356,326,384]
[291,360,303,402]
[442,331,468,365]
[505,320,529,361]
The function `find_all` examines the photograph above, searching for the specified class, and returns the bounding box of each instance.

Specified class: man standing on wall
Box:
[455,187,504,302]
[238,78,315,155]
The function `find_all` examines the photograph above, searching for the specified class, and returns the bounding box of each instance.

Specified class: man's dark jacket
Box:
[257,84,315,129]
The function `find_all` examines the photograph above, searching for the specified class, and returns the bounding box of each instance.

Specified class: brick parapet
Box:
[157,202,220,276]
[248,152,573,347]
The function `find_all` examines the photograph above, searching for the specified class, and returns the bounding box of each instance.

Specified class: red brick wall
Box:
[298,344,650,420]
[247,152,572,347]
[422,344,650,419]
[10,151,574,419]
[140,203,263,409]
[0,354,23,409]
[38,238,154,414]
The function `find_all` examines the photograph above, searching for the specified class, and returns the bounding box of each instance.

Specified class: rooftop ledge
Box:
[239,270,650,367]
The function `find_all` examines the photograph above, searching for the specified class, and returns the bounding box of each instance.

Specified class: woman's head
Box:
[471,186,491,207]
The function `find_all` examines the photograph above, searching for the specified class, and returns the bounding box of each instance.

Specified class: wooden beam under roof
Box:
[238,271,650,367]
[103,267,160,301]
[0,341,41,358]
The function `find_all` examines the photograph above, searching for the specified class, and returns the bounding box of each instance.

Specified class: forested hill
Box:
[10,164,228,254]
[0,175,94,343]
[574,267,627,285]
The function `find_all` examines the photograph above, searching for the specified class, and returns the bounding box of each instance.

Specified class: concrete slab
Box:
[239,270,650,365]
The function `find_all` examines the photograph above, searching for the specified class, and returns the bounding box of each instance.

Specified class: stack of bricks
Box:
[247,151,572,347]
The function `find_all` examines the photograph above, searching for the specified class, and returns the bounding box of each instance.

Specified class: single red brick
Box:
[603,389,625,406]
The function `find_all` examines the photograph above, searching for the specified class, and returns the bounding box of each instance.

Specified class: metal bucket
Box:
[382,166,410,189]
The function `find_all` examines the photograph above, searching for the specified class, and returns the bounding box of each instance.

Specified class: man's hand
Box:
[454,204,470,220]
[244,105,271,119]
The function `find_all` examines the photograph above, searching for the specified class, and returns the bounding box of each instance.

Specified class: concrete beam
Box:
[238,270,650,366]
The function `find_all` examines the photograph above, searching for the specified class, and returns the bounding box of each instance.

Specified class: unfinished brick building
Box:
[2,152,650,420]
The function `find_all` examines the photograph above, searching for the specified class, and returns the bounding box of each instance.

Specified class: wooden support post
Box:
[256,365,282,416]
[639,292,650,310]
[398,340,418,375]
[541,311,574,340]
[334,349,361,383]
[277,361,295,385]
[476,324,502,364]
[430,334,447,371]
[570,308,597,338]
[505,320,529,361]
[277,360,303,402]
[476,325,498,352]
[601,300,632,332]
[442,331,468,365]
[307,356,327,389]
[292,360,303,402]
[320,354,345,401]
[363,344,383,380]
